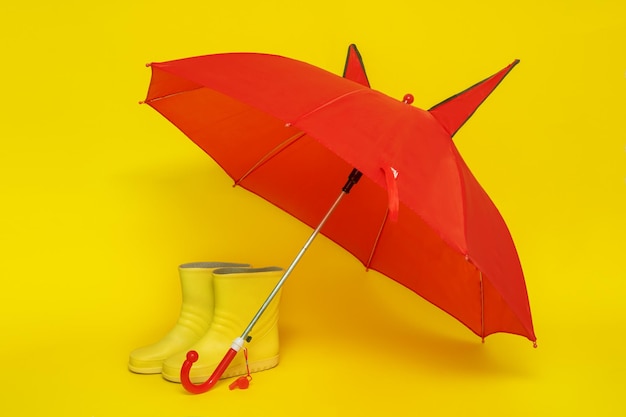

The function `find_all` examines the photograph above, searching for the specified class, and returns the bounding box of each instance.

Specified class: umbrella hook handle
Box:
[180,338,244,394]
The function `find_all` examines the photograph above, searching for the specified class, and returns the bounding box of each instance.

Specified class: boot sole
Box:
[128,361,163,374]
[162,355,279,383]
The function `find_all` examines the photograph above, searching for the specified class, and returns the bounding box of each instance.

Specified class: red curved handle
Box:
[181,348,238,394]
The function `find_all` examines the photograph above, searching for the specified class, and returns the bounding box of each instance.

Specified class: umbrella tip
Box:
[145,62,152,67]
[403,94,414,105]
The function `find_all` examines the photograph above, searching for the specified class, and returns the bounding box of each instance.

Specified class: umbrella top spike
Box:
[428,60,520,137]
[343,44,371,88]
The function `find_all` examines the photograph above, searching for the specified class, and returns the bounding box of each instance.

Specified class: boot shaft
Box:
[210,266,283,340]
[177,262,251,322]
[177,262,250,308]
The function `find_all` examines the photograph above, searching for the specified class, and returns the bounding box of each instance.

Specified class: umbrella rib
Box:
[234,131,307,185]
[480,271,485,342]
[285,89,368,126]
[365,209,390,270]
[143,86,205,104]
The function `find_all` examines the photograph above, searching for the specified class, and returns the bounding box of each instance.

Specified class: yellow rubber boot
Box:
[162,266,283,383]
[128,261,251,374]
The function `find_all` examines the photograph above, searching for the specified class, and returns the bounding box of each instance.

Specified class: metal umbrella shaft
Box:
[180,169,362,394]
[241,168,362,341]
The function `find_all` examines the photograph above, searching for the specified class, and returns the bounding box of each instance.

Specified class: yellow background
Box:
[1,1,625,415]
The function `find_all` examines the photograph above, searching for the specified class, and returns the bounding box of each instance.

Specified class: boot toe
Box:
[128,348,166,374]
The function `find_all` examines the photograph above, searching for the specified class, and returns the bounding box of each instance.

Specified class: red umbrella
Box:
[142,44,536,393]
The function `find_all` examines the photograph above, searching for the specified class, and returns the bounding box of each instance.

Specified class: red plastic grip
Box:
[180,348,238,394]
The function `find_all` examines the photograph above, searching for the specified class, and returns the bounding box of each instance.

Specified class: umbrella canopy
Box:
[142,46,536,391]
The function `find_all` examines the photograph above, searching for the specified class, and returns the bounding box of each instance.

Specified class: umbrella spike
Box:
[428,60,520,137]
[343,44,371,87]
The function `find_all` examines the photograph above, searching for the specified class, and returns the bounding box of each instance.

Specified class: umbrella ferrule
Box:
[342,168,363,193]
[231,337,245,352]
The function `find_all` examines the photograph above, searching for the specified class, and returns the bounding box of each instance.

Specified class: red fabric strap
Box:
[384,166,399,221]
